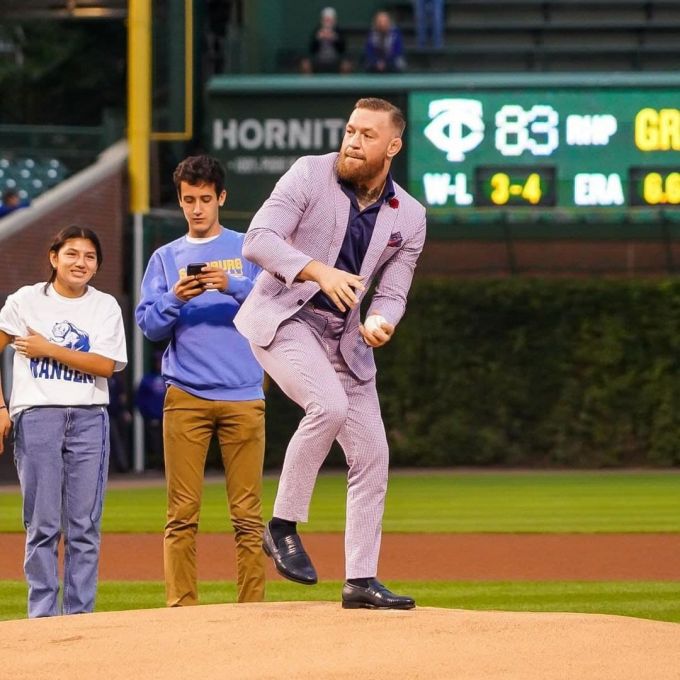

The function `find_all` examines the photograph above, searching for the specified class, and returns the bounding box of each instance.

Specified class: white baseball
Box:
[364,314,387,333]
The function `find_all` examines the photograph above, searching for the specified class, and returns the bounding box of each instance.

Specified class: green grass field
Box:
[1,470,678,624]
[1,580,679,624]
[1,470,678,533]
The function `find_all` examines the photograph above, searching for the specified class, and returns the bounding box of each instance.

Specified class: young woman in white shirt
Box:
[0,225,127,618]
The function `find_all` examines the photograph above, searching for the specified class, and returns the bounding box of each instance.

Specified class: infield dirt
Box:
[2,601,679,680]
[2,532,680,580]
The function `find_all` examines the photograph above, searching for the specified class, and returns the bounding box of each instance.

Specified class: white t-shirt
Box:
[0,283,128,419]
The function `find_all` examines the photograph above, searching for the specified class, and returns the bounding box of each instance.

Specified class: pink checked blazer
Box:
[234,152,427,381]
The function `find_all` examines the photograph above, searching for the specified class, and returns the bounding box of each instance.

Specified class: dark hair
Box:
[45,225,103,293]
[173,155,226,198]
[354,97,406,137]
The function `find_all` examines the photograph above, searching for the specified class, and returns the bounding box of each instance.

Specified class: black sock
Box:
[347,577,372,588]
[269,517,297,543]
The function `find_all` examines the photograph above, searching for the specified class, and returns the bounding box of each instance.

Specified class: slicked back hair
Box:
[354,97,406,137]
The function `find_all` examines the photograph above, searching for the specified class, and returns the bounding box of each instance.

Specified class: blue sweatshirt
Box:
[135,228,264,401]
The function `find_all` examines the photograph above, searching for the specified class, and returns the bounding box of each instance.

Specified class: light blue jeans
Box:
[14,406,109,618]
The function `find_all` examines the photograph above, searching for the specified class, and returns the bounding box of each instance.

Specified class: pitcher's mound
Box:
[1,602,678,679]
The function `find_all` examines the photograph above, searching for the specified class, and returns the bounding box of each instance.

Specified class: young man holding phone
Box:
[136,155,266,606]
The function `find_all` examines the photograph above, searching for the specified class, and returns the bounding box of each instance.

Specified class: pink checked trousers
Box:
[251,304,389,579]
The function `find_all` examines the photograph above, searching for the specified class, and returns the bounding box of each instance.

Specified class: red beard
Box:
[336,151,386,186]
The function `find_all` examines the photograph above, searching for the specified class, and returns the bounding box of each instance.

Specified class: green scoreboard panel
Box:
[409,90,680,219]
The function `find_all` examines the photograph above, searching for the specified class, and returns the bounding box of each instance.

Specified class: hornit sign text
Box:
[213,118,346,151]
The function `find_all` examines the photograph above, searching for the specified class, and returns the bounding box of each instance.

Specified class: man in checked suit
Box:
[235,97,425,609]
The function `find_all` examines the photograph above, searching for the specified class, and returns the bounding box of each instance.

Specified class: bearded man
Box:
[235,97,426,609]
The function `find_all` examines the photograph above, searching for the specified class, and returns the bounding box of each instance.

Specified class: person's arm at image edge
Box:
[0,331,13,453]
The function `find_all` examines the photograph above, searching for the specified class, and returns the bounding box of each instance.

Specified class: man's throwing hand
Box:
[359,311,394,348]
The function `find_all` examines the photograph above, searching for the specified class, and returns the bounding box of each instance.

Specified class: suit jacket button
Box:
[297,299,304,306]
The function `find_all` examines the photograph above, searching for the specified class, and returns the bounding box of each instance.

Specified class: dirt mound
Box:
[1,602,678,679]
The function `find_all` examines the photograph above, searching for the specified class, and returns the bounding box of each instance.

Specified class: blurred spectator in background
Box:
[135,350,166,469]
[413,0,445,49]
[205,0,230,74]
[107,371,132,473]
[0,189,28,219]
[363,11,406,73]
[300,6,352,74]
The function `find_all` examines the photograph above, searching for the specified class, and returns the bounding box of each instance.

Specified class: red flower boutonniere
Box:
[388,197,399,209]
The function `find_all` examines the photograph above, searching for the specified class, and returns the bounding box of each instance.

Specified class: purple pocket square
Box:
[388,232,403,247]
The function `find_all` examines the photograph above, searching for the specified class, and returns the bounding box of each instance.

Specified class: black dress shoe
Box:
[262,523,318,585]
[341,579,416,610]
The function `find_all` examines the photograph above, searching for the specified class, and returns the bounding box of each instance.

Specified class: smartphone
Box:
[186,262,206,276]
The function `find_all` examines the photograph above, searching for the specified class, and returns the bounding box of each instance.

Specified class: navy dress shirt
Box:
[312,174,396,315]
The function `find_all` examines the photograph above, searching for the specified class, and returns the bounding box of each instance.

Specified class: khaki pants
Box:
[163,385,266,605]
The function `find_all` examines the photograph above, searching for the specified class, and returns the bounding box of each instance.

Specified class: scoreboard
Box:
[408,90,680,218]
